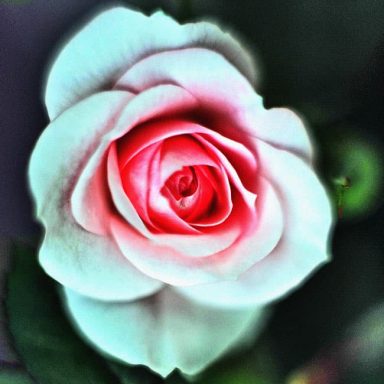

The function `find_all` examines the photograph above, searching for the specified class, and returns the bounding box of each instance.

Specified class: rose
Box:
[28,6,333,377]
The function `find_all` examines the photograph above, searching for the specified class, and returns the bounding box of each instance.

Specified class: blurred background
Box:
[0,1,383,383]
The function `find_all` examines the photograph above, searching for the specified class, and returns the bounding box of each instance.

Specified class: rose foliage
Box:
[29,7,333,377]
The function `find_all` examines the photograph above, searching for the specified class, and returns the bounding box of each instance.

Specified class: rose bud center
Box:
[164,167,198,200]
[116,123,237,233]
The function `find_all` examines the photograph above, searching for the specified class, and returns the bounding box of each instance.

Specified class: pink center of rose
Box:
[160,165,218,222]
[115,118,258,235]
[164,167,198,200]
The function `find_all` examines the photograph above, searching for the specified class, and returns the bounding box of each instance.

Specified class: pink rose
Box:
[29,7,333,377]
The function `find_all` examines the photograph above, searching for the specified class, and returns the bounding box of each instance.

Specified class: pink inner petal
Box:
[194,135,257,211]
[186,165,233,227]
[195,131,258,194]
[146,147,200,234]
[162,166,209,221]
[120,141,179,233]
[107,143,154,236]
[158,135,218,183]
[70,151,112,235]
[118,126,239,233]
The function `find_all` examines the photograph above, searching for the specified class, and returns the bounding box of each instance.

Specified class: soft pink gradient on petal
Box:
[107,143,154,236]
[177,144,332,307]
[117,118,257,179]
[115,49,262,141]
[70,151,111,235]
[109,175,282,285]
[195,136,257,210]
[159,135,217,180]
[72,85,199,236]
[70,92,135,235]
[181,165,232,227]
[29,92,163,300]
[240,107,314,163]
[121,142,170,232]
[115,48,313,164]
[194,132,258,194]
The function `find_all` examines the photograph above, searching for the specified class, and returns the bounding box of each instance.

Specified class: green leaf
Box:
[195,370,271,384]
[0,369,33,384]
[179,342,278,384]
[6,243,120,384]
[108,361,163,384]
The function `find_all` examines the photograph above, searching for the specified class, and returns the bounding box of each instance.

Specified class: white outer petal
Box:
[243,107,314,163]
[116,48,313,162]
[29,91,163,300]
[45,7,256,119]
[64,287,266,377]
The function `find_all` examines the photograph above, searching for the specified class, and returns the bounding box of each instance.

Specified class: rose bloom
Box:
[29,7,333,377]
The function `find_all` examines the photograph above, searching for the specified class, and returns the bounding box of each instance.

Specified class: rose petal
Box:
[146,145,201,234]
[70,152,110,236]
[45,7,256,119]
[184,165,232,227]
[110,176,282,285]
[176,144,332,307]
[147,135,216,233]
[115,48,262,138]
[193,132,258,194]
[161,165,217,223]
[159,135,217,182]
[241,107,314,163]
[71,85,199,237]
[70,93,135,236]
[116,48,313,163]
[117,119,257,180]
[107,85,199,143]
[64,287,265,377]
[29,91,163,300]
[146,135,232,232]
[108,143,156,235]
[194,135,257,210]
